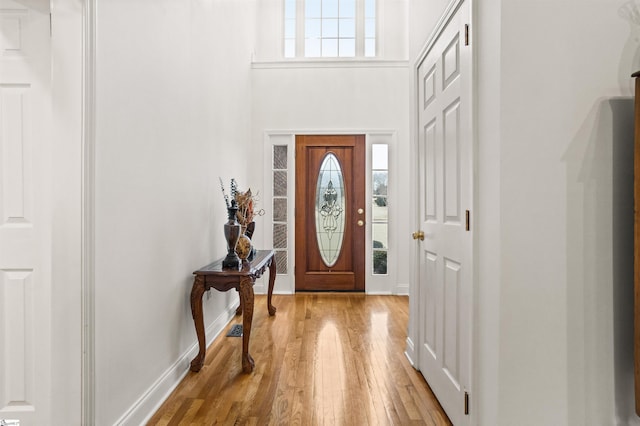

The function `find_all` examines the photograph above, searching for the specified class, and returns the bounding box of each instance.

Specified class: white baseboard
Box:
[395,282,410,295]
[253,282,266,294]
[115,300,239,426]
[404,336,417,369]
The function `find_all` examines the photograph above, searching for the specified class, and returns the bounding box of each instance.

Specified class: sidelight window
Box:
[372,144,388,275]
[272,145,289,274]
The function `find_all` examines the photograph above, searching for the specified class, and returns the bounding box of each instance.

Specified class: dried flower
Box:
[220,178,265,229]
[230,178,238,200]
[219,177,230,209]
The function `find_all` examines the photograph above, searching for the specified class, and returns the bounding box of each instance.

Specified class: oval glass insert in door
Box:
[315,152,346,267]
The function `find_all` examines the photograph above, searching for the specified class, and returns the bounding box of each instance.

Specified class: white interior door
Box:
[416,2,472,425]
[0,2,52,424]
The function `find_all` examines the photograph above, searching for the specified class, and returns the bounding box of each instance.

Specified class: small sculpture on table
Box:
[222,200,241,269]
[236,231,253,261]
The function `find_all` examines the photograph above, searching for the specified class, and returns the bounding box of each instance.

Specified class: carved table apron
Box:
[190,249,277,373]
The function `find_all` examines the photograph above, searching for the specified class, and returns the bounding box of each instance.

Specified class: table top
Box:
[193,249,275,277]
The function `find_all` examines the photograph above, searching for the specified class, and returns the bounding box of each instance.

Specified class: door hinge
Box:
[465,210,470,231]
[465,24,470,46]
[464,391,470,415]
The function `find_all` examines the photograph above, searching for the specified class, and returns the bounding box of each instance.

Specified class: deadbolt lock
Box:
[357,220,365,227]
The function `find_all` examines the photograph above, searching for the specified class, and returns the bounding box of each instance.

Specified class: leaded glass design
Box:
[274,171,287,196]
[275,250,288,274]
[274,145,288,169]
[273,144,289,274]
[315,153,345,267]
[273,223,287,249]
[273,198,287,222]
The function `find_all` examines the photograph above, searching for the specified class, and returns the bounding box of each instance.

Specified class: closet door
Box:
[415,2,473,424]
[0,1,53,424]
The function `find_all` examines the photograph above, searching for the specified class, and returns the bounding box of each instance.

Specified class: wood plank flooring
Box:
[147,294,451,425]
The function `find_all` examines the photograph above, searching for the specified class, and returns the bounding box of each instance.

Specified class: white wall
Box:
[474,0,502,424]
[94,1,255,424]
[498,1,636,424]
[410,0,640,424]
[51,1,84,424]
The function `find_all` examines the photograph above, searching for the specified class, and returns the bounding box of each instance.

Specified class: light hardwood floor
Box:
[147,293,451,425]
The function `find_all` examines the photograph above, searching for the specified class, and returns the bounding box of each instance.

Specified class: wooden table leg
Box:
[235,293,243,316]
[239,277,255,373]
[189,275,206,372]
[267,257,277,316]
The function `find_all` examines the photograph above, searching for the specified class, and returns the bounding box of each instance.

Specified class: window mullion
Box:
[355,0,365,57]
[295,0,372,59]
[296,0,306,57]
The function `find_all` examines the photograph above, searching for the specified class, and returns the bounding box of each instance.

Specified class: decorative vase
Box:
[222,200,241,269]
[236,234,252,261]
[245,221,255,239]
[245,221,256,260]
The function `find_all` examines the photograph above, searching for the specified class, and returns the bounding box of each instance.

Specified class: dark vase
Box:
[244,221,256,260]
[245,221,255,239]
[222,201,241,269]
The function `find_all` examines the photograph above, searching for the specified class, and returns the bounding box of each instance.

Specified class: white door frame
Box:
[261,130,400,295]
[406,0,477,421]
[0,1,89,423]
[49,0,95,424]
[81,0,97,423]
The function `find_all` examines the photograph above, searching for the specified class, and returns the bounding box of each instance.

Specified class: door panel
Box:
[0,1,52,424]
[416,2,471,425]
[295,135,365,291]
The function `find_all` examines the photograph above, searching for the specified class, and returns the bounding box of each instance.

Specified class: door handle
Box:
[412,230,425,241]
[357,220,365,227]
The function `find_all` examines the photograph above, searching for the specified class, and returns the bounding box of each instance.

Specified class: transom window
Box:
[284,0,376,58]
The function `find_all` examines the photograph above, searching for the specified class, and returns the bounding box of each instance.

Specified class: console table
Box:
[190,249,276,373]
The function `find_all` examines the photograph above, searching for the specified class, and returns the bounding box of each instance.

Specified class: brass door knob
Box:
[357,220,365,227]
[412,230,425,241]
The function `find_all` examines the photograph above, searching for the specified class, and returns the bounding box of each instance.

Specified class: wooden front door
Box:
[295,135,365,291]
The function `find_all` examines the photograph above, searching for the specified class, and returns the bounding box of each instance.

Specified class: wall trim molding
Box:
[395,282,409,295]
[404,337,417,368]
[115,302,239,426]
[81,0,97,424]
[252,59,409,70]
